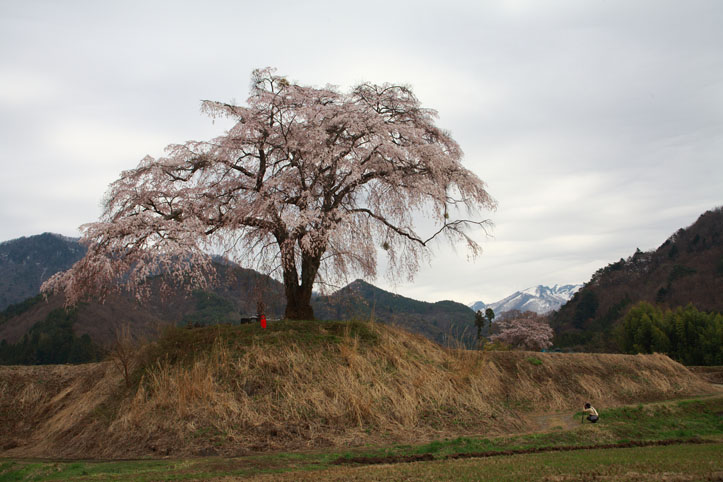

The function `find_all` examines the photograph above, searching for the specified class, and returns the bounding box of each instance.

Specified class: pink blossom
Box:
[42,68,495,319]
[489,313,554,351]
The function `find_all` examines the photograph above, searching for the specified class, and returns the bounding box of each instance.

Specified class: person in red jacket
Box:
[257,300,266,329]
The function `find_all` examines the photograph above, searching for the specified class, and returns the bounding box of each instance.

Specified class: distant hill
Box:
[551,207,723,351]
[0,233,478,356]
[470,284,581,315]
[0,233,86,311]
[0,233,287,350]
[1,274,479,362]
[313,280,477,346]
[0,259,287,351]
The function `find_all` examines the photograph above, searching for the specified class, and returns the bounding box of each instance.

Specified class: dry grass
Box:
[0,362,119,456]
[0,320,716,458]
[110,323,510,454]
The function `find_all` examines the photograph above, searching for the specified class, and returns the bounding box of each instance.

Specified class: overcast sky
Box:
[1,0,721,305]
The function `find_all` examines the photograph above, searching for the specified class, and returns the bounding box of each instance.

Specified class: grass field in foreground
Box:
[250,443,723,481]
[1,395,721,481]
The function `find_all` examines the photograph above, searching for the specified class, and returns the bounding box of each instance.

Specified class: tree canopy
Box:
[43,68,495,319]
[617,302,723,365]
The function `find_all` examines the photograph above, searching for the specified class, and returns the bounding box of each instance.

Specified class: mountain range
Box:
[469,284,581,315]
[2,206,720,361]
[0,234,479,354]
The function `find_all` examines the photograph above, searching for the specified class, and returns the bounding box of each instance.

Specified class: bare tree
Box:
[43,68,495,320]
[110,323,138,388]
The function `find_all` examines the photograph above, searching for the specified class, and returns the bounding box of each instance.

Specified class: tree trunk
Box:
[281,246,321,320]
[284,287,315,320]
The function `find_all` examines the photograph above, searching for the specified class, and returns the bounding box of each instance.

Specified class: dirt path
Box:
[520,388,723,436]
[528,410,582,432]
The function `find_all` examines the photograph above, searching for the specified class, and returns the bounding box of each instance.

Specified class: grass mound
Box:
[143,319,380,366]
[0,320,716,458]
[116,320,507,456]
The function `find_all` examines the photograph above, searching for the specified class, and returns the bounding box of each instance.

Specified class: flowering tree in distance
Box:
[43,68,495,320]
[490,312,554,351]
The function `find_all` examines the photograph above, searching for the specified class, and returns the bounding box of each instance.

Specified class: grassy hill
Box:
[551,207,723,351]
[0,320,714,459]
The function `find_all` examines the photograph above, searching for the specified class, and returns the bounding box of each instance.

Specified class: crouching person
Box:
[583,402,599,423]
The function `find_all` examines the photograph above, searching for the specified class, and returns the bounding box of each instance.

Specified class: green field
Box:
[1,395,721,481]
[258,443,723,481]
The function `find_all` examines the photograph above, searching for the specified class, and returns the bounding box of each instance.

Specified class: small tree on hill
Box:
[474,307,496,349]
[490,311,553,351]
[42,68,495,320]
[474,310,485,347]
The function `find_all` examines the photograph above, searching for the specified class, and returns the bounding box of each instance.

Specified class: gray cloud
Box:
[1,0,721,304]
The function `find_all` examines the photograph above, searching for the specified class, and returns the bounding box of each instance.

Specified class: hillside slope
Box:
[0,233,86,311]
[313,279,476,346]
[0,262,286,348]
[1,272,477,355]
[552,207,723,351]
[0,321,714,459]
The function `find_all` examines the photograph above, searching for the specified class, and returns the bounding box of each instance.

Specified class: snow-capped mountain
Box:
[469,284,582,315]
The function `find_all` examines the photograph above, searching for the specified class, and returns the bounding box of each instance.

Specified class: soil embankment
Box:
[687,366,723,384]
[0,321,716,459]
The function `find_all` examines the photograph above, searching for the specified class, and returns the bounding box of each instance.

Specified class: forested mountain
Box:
[551,207,723,351]
[0,233,86,311]
[313,280,477,346]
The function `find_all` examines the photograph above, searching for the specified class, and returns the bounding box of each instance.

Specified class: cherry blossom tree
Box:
[43,68,495,320]
[489,312,554,351]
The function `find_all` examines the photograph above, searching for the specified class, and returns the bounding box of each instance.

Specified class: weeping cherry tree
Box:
[43,68,496,320]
